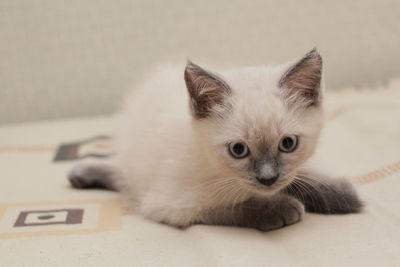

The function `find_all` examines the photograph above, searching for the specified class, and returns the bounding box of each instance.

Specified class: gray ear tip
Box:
[310,47,318,54]
[308,47,322,60]
[185,60,199,72]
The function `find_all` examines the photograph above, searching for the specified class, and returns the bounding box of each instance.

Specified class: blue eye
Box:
[229,142,249,159]
[279,135,298,153]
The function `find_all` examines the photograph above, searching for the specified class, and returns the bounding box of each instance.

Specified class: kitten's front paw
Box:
[67,163,117,190]
[258,196,304,231]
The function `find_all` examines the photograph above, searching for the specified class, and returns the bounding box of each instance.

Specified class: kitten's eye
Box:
[279,135,298,153]
[228,142,249,159]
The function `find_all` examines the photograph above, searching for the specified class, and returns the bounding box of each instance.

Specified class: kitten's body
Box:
[69,50,362,230]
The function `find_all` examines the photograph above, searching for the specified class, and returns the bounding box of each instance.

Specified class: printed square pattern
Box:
[53,135,113,162]
[0,199,122,239]
[14,209,83,227]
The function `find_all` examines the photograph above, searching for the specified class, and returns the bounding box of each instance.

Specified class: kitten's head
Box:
[185,49,323,196]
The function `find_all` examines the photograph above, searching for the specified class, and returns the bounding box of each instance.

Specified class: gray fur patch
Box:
[68,163,118,191]
[197,195,304,231]
[284,175,363,214]
[252,156,279,179]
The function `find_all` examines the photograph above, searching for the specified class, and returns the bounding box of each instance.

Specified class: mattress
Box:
[1,81,399,266]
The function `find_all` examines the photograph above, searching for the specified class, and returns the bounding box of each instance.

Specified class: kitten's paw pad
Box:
[259,198,304,231]
[68,164,96,188]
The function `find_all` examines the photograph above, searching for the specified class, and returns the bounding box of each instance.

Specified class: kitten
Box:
[68,49,362,231]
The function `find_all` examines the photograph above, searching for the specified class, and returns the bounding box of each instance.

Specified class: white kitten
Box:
[69,49,362,231]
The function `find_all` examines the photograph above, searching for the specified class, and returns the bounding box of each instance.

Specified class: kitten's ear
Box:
[184,61,231,118]
[279,48,323,106]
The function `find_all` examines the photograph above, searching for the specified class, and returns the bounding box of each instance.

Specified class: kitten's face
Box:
[185,49,323,195]
[210,95,323,195]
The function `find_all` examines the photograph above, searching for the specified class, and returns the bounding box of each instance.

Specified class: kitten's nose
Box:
[256,176,279,186]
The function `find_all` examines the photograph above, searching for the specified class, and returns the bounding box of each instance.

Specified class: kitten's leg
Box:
[140,194,304,231]
[284,169,363,214]
[68,163,119,191]
[198,195,305,231]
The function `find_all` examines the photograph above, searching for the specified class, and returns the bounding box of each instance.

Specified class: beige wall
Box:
[1,0,400,124]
